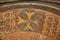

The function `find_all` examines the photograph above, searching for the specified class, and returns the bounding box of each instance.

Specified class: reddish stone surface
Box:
[2,32,52,40]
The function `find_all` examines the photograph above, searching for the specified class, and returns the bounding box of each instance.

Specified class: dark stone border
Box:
[0,2,60,16]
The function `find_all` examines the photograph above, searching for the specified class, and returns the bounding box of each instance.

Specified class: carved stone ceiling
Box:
[0,2,60,40]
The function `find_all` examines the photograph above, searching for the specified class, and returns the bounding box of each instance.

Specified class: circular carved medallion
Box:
[0,2,60,40]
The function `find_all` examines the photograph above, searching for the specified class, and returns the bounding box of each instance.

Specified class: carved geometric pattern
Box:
[15,9,60,40]
[16,9,45,32]
[0,8,60,40]
[0,11,16,38]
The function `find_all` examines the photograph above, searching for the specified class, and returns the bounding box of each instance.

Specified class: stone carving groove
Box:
[15,9,60,40]
[0,11,16,39]
[0,2,60,40]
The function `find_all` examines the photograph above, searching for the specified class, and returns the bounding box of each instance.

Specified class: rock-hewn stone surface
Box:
[0,2,60,40]
[2,32,52,40]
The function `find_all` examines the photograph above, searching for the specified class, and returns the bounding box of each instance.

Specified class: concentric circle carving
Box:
[0,8,60,40]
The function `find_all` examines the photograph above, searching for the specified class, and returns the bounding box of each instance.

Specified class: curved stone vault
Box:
[0,2,60,40]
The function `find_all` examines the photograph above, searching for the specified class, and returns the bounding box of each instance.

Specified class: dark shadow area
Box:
[0,0,60,5]
[0,39,2,40]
